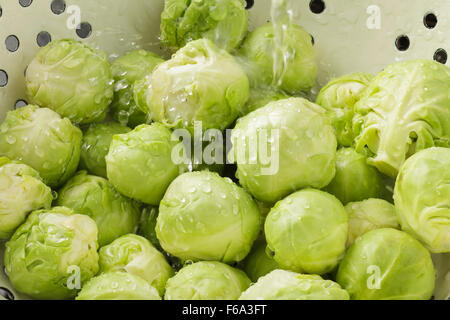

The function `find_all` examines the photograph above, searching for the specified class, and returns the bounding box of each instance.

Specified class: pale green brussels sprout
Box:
[242,240,280,282]
[239,270,349,300]
[345,199,399,248]
[138,206,162,250]
[316,72,374,146]
[56,171,140,247]
[160,0,248,52]
[98,234,173,296]
[80,122,131,178]
[241,88,290,116]
[165,261,251,300]
[240,23,317,94]
[25,39,114,124]
[0,105,82,187]
[353,60,450,177]
[4,207,99,300]
[156,171,261,263]
[0,157,53,240]
[76,272,161,300]
[337,228,435,300]
[135,39,249,132]
[106,123,186,205]
[432,253,450,300]
[230,98,337,203]
[111,50,164,127]
[265,189,348,275]
[394,147,450,253]
[324,148,386,205]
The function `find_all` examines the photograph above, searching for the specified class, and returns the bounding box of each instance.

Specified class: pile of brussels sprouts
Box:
[0,0,449,300]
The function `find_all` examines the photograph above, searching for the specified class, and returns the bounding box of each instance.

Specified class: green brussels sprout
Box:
[240,23,317,94]
[80,122,131,178]
[165,261,251,300]
[0,157,53,240]
[25,39,114,124]
[241,88,290,116]
[337,228,435,300]
[345,199,399,248]
[111,50,164,127]
[98,234,173,296]
[265,189,348,275]
[138,206,162,250]
[160,0,248,52]
[316,72,374,146]
[394,147,450,253]
[0,105,82,187]
[324,148,386,205]
[4,207,99,300]
[106,123,186,205]
[156,171,261,263]
[76,272,161,300]
[56,171,140,247]
[239,270,349,300]
[242,240,280,282]
[353,60,450,177]
[135,39,249,132]
[230,98,337,203]
[432,253,450,300]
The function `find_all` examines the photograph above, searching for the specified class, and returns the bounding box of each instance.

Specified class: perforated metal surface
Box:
[0,0,449,300]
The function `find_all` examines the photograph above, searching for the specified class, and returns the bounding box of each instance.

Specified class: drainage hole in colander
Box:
[310,35,315,45]
[310,0,325,14]
[0,6,3,18]
[395,35,410,51]
[424,13,437,29]
[0,287,15,300]
[19,0,33,8]
[76,22,93,39]
[51,0,66,15]
[245,0,254,9]
[5,35,20,53]
[0,70,7,87]
[37,31,52,47]
[434,48,447,64]
[15,99,28,109]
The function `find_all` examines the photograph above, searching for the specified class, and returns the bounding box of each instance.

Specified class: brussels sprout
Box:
[239,270,349,300]
[135,39,249,132]
[76,272,161,300]
[0,157,53,239]
[0,105,82,187]
[138,206,162,250]
[353,60,450,177]
[98,234,173,296]
[106,123,186,205]
[80,122,131,178]
[241,88,290,116]
[337,228,435,300]
[111,50,164,127]
[345,199,399,247]
[316,72,374,146]
[324,148,386,205]
[165,261,251,300]
[265,189,348,275]
[230,98,337,203]
[25,39,114,124]
[240,23,317,94]
[4,207,99,300]
[394,147,450,253]
[156,171,261,263]
[160,0,248,52]
[56,171,140,247]
[242,240,280,282]
[432,253,450,300]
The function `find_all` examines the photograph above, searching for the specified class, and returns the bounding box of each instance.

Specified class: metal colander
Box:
[0,0,449,300]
